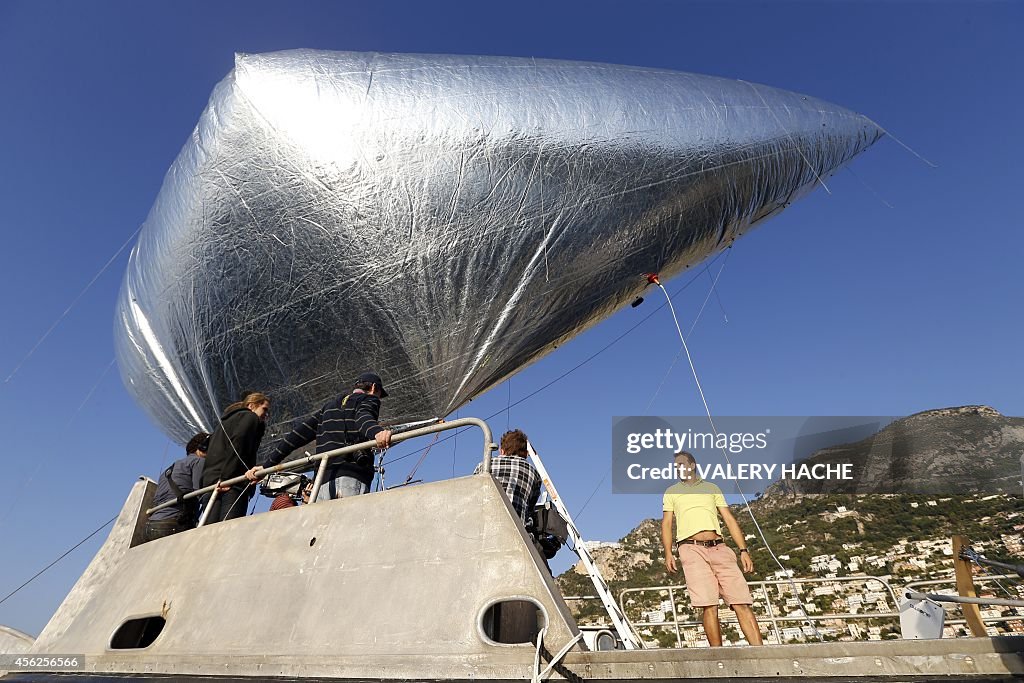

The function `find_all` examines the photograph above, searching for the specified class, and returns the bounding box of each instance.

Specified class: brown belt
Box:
[677,538,724,548]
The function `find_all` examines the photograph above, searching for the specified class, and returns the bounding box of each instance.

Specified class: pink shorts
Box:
[677,543,753,607]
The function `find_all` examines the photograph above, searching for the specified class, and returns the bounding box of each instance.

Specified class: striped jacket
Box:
[263,391,384,486]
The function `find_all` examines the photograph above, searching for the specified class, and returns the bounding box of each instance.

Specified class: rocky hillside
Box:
[771,406,1024,494]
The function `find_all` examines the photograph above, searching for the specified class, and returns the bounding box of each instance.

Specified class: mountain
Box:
[771,406,1024,495]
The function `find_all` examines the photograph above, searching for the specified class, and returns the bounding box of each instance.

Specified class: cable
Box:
[575,467,610,520]
[1,359,124,531]
[845,166,894,209]
[0,514,117,607]
[576,257,732,523]
[651,280,823,641]
[65,357,117,428]
[962,546,1024,598]
[452,409,458,478]
[157,439,172,473]
[216,481,258,520]
[452,409,459,475]
[4,226,142,384]
[645,251,731,412]
[403,433,439,485]
[871,121,938,168]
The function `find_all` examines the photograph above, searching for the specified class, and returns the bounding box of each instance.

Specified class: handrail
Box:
[146,417,496,521]
[616,575,901,647]
[905,573,1019,593]
[905,590,1024,609]
[569,573,1024,647]
[571,573,1024,646]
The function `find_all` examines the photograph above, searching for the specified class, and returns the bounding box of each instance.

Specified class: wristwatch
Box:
[739,548,749,553]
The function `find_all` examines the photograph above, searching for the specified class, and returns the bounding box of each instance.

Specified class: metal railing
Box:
[904,574,1024,632]
[567,573,1024,646]
[617,575,901,647]
[146,417,496,524]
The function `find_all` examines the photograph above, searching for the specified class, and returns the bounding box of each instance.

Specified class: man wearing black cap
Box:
[250,372,393,499]
[143,432,210,542]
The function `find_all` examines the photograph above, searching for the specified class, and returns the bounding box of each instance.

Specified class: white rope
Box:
[532,627,545,681]
[645,252,731,412]
[532,627,584,683]
[653,280,824,642]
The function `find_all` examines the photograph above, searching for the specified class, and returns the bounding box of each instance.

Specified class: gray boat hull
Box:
[9,476,1024,680]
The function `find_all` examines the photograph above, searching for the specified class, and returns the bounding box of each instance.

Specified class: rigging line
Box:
[4,225,143,385]
[652,281,824,641]
[575,467,610,520]
[967,551,1024,596]
[645,250,732,413]
[0,460,44,531]
[375,447,389,493]
[687,249,731,339]
[506,379,512,432]
[220,481,258,519]
[711,268,729,324]
[982,568,1020,598]
[845,167,895,209]
[871,121,938,168]
[65,357,117,428]
[381,251,729,468]
[404,433,439,484]
[2,357,123,529]
[452,409,459,475]
[0,514,118,608]
[157,439,173,474]
[645,347,685,414]
[452,409,459,478]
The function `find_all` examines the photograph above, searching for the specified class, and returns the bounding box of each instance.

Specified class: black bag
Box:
[530,501,570,559]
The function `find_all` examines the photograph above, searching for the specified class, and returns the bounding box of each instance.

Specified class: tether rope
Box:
[0,514,118,608]
[651,278,824,641]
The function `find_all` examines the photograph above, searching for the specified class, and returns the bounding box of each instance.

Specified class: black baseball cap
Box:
[357,371,389,398]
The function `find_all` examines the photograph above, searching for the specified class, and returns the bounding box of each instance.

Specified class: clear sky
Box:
[0,0,1021,637]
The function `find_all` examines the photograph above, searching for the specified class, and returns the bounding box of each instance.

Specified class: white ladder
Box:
[527,441,643,650]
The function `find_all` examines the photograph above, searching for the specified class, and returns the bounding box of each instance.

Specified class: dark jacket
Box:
[149,454,205,522]
[201,408,267,488]
[263,391,384,486]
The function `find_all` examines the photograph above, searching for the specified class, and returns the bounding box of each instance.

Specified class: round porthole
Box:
[479,598,546,645]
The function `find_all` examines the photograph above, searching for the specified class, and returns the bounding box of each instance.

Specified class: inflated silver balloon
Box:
[115,49,882,445]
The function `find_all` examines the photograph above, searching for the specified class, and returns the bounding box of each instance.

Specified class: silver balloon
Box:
[114,49,882,445]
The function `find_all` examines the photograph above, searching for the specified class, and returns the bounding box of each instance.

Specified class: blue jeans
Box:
[317,474,369,501]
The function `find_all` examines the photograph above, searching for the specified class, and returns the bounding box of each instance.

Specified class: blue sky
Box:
[0,1,1021,636]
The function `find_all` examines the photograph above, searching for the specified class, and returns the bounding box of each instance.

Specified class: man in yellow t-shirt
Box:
[661,450,762,647]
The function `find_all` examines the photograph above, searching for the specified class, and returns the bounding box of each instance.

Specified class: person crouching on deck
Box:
[661,450,763,647]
